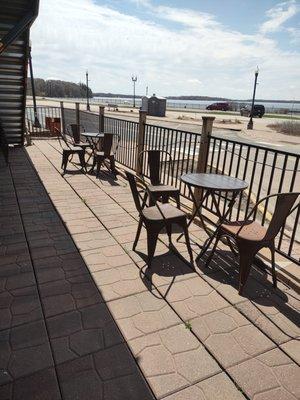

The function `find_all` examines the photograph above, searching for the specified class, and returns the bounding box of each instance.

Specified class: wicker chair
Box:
[55,128,86,173]
[138,150,180,208]
[206,192,300,294]
[126,171,193,266]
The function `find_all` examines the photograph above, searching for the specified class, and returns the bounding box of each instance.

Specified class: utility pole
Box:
[86,71,90,111]
[132,75,137,107]
[28,44,41,127]
[247,66,259,130]
[146,86,148,96]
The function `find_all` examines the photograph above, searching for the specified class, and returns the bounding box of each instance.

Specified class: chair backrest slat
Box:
[148,150,161,185]
[103,133,114,157]
[67,124,85,144]
[125,171,143,213]
[265,192,299,241]
[139,149,174,185]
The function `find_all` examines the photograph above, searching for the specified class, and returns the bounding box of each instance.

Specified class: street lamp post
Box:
[86,71,90,111]
[247,67,259,130]
[132,75,137,107]
[28,45,41,128]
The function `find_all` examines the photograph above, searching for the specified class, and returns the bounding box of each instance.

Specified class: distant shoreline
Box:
[93,93,300,104]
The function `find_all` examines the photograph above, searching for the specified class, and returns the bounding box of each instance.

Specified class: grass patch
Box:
[184,321,192,330]
[267,120,300,136]
[264,114,300,120]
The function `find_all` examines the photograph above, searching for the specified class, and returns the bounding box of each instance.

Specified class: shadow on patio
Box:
[0,149,154,400]
[0,141,299,400]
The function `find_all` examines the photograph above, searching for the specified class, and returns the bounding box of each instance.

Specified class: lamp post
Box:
[132,75,137,107]
[86,71,90,111]
[247,66,259,130]
[28,44,41,128]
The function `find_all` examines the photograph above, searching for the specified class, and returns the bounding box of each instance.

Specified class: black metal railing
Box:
[0,119,9,164]
[204,136,300,261]
[104,116,139,171]
[143,124,200,196]
[26,105,300,264]
[26,106,61,136]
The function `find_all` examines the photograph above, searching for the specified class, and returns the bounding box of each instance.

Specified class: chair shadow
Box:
[196,247,300,335]
[88,169,121,186]
[135,248,194,297]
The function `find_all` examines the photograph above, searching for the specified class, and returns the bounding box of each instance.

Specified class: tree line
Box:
[27,78,93,98]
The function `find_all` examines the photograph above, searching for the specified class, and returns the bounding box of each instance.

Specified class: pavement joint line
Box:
[33,141,248,397]
[7,158,64,399]
[47,139,291,298]
[33,141,300,380]
[36,141,293,397]
[22,145,157,400]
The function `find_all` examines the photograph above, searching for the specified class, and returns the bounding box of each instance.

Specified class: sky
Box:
[30,0,300,99]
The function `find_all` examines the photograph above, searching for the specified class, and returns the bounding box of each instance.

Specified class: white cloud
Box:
[187,79,202,85]
[260,0,298,34]
[30,0,300,99]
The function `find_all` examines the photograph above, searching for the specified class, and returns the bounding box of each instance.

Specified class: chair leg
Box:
[205,232,221,267]
[133,219,143,251]
[78,152,86,171]
[182,221,194,265]
[62,152,69,173]
[141,192,148,209]
[175,193,181,209]
[96,156,104,178]
[146,228,159,267]
[110,155,116,174]
[166,222,172,244]
[270,243,277,288]
[238,250,255,295]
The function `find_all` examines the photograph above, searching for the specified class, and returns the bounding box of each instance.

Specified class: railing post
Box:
[99,105,105,133]
[75,102,80,131]
[60,101,65,133]
[193,116,215,208]
[136,110,147,175]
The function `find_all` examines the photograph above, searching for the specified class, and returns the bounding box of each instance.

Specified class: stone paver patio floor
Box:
[0,140,299,400]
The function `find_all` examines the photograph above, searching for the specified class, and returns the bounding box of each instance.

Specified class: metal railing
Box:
[0,119,9,164]
[26,106,61,136]
[26,105,300,264]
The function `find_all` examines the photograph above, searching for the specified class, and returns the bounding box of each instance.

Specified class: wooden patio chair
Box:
[66,124,92,151]
[205,192,300,294]
[55,127,86,174]
[126,171,193,266]
[91,133,120,177]
[138,149,180,208]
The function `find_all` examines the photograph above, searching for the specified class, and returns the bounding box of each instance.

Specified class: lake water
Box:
[92,97,300,113]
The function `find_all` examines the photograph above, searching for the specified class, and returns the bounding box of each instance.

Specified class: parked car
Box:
[240,104,265,118]
[206,102,230,111]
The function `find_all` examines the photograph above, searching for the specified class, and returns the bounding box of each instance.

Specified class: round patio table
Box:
[80,132,113,168]
[180,173,248,259]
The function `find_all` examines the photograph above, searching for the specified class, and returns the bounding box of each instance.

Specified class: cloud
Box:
[260,0,299,34]
[187,79,202,85]
[30,0,300,99]
[287,26,300,42]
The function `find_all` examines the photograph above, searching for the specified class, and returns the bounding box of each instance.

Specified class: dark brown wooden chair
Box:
[126,171,193,266]
[138,150,180,208]
[66,124,92,151]
[55,127,86,174]
[91,133,120,177]
[206,192,300,294]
